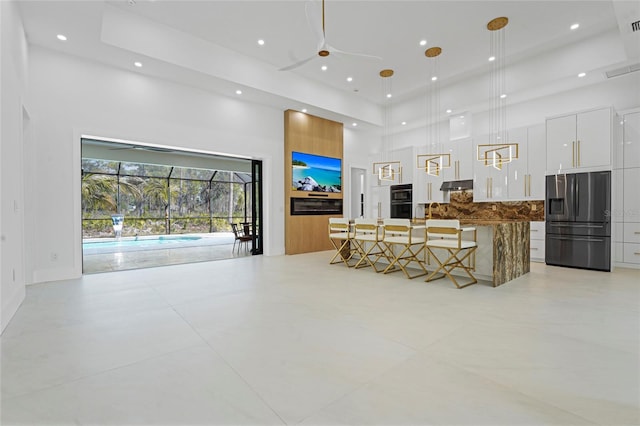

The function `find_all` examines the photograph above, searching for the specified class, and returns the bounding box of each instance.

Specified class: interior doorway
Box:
[81,138,263,273]
[350,167,366,219]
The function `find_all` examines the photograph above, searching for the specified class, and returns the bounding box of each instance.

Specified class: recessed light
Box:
[419,40,427,46]
[134,61,142,68]
[488,56,496,62]
[459,115,465,119]
[352,122,358,127]
[346,76,353,82]
[401,121,407,125]
[386,93,392,98]
[570,23,580,30]
[235,90,242,95]
[57,34,67,41]
[446,109,452,114]
[302,108,307,113]
[321,65,328,71]
[257,39,265,46]
[578,72,586,78]
[431,76,437,81]
[500,93,507,99]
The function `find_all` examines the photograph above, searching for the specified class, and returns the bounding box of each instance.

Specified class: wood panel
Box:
[284,110,344,254]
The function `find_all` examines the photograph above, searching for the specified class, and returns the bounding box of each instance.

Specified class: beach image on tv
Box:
[292,151,341,193]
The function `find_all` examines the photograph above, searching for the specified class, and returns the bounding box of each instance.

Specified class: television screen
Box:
[292,151,341,193]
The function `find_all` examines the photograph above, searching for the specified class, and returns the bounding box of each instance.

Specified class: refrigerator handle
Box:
[574,177,579,218]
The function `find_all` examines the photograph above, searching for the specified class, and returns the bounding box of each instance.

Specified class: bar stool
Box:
[425,219,477,289]
[382,218,428,279]
[352,218,390,272]
[328,218,356,267]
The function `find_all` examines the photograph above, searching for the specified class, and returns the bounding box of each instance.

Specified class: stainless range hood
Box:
[440,179,473,191]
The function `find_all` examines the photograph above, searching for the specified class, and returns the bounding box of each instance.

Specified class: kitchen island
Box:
[454,220,530,286]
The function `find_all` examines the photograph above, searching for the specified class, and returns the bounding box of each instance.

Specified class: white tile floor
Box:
[2,252,639,425]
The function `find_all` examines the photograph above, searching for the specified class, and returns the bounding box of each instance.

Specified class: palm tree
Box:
[81,173,117,214]
[143,179,177,233]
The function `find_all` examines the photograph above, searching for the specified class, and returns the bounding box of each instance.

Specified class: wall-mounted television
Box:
[292,151,341,193]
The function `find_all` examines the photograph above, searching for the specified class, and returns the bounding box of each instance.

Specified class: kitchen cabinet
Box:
[623,168,640,223]
[443,137,473,181]
[546,107,611,173]
[530,221,545,262]
[473,134,509,201]
[413,147,445,204]
[370,146,413,187]
[612,110,640,269]
[507,124,546,200]
[623,111,640,169]
[413,173,444,204]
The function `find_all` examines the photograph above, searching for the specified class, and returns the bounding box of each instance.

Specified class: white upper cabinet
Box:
[577,108,611,168]
[506,127,528,200]
[526,124,547,199]
[443,137,473,181]
[413,147,445,204]
[473,134,509,201]
[623,111,640,169]
[507,124,546,200]
[546,114,575,172]
[546,107,612,173]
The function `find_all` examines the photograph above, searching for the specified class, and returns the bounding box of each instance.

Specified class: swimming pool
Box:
[82,235,213,254]
[83,235,201,249]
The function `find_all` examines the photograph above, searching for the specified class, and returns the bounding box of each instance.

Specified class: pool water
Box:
[83,236,201,249]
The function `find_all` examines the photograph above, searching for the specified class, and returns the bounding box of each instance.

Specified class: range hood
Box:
[440,179,473,191]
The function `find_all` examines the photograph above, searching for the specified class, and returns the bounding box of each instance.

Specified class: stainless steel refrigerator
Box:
[545,171,611,271]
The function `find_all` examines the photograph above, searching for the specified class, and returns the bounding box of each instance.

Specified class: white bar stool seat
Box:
[425,219,478,289]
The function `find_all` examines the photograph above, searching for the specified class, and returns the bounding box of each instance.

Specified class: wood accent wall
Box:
[284,110,343,254]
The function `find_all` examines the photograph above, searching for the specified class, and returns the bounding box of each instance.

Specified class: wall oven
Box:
[390,184,412,219]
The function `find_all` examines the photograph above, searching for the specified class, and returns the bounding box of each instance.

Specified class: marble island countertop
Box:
[413,218,537,225]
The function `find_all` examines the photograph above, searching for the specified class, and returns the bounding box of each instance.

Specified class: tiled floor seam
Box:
[0,342,208,402]
[419,352,605,426]
[167,303,289,425]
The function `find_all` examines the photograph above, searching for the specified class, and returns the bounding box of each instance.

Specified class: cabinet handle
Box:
[635,252,640,256]
[524,176,527,196]
[531,229,538,232]
[572,141,575,167]
[577,140,581,167]
[528,174,532,196]
[634,231,640,235]
[531,247,538,250]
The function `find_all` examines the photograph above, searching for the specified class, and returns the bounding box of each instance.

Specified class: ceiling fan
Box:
[279,0,382,71]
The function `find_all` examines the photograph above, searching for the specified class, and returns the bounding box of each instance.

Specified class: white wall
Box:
[26,47,296,283]
[392,72,640,152]
[1,0,29,332]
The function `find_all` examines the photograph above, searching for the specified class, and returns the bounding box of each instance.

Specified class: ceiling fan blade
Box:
[305,0,325,50]
[279,53,318,71]
[328,43,383,61]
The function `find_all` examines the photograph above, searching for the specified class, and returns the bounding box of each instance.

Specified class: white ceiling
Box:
[17,1,640,129]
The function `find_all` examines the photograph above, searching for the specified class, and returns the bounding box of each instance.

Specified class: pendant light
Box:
[372,69,402,182]
[477,17,518,170]
[417,46,450,177]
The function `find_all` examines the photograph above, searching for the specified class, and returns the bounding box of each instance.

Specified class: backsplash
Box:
[427,191,545,221]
